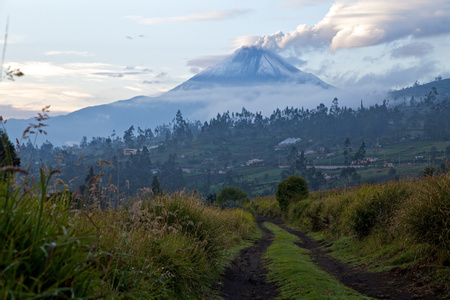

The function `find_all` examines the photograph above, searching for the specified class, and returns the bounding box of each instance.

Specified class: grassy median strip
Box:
[264,222,371,300]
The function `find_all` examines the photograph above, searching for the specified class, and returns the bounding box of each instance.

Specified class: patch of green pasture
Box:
[263,222,371,300]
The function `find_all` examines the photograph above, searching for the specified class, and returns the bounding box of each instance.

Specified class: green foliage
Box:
[276,175,309,212]
[0,130,20,168]
[344,182,412,239]
[0,167,256,298]
[261,174,450,284]
[251,196,282,218]
[216,186,247,205]
[151,175,162,195]
[0,170,96,298]
[403,174,450,256]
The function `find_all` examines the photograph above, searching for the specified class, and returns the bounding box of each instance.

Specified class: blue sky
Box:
[1,0,449,118]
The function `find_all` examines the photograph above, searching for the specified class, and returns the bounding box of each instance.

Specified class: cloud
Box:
[92,69,153,78]
[390,42,434,58]
[44,50,93,57]
[187,54,228,72]
[160,84,385,123]
[156,72,167,78]
[232,36,261,49]
[125,9,252,25]
[8,61,114,79]
[124,86,143,92]
[93,72,124,78]
[333,59,439,90]
[62,91,93,98]
[253,1,450,53]
[142,80,161,84]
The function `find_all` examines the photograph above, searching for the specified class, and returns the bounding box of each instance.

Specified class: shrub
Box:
[345,182,412,239]
[404,173,450,257]
[216,186,247,205]
[276,175,309,212]
[252,196,282,218]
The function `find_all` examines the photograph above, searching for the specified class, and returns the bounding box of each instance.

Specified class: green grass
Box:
[252,173,450,294]
[0,167,257,299]
[263,222,370,299]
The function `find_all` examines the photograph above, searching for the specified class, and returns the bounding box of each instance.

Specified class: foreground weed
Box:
[0,170,97,298]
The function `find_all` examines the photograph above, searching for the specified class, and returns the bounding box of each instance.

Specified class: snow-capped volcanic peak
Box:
[173,46,332,90]
[201,46,299,78]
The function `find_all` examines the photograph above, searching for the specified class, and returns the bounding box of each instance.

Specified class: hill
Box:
[389,78,450,102]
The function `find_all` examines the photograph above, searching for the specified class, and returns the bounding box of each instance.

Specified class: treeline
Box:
[16,88,450,197]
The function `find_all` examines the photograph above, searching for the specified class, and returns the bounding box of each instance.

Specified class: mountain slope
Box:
[172,46,332,90]
[389,78,450,102]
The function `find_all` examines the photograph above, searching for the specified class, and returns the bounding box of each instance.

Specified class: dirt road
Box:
[219,215,441,299]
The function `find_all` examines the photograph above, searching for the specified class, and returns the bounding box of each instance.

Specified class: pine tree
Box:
[152,175,162,195]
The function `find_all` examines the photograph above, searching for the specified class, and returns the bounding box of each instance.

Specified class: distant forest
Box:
[15,86,450,201]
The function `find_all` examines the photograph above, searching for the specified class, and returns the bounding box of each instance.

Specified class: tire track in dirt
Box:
[265,216,438,300]
[220,215,440,299]
[219,215,278,300]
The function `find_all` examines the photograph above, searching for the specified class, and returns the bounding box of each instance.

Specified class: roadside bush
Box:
[344,182,412,239]
[252,196,282,218]
[287,199,312,226]
[276,175,309,212]
[216,186,247,205]
[403,173,450,257]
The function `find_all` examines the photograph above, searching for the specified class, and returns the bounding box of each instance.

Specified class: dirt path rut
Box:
[219,216,278,300]
[220,215,441,299]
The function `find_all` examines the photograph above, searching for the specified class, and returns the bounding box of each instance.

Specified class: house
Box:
[123,148,138,155]
[275,138,302,150]
[246,159,264,166]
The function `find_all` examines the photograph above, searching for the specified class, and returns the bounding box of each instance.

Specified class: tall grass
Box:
[1,167,256,298]
[253,173,450,267]
[0,170,96,298]
[403,174,450,257]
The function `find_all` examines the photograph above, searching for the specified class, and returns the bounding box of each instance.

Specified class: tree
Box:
[343,137,352,166]
[216,186,247,205]
[80,136,88,148]
[123,125,135,148]
[151,175,162,195]
[353,141,366,163]
[0,130,21,179]
[173,110,192,144]
[276,175,309,212]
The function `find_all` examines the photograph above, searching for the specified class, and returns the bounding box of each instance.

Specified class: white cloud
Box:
[124,86,143,92]
[186,54,228,71]
[45,50,93,57]
[124,9,252,25]
[390,42,434,58]
[62,91,94,98]
[253,0,450,53]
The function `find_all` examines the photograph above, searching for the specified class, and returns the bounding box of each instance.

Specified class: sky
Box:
[1,0,450,119]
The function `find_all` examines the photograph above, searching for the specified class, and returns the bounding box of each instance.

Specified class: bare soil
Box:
[218,215,279,299]
[219,215,445,300]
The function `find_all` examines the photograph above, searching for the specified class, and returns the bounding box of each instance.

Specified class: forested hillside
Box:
[15,85,450,201]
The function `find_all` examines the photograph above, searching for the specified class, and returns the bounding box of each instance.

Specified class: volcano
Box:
[172,46,332,90]
[6,47,335,146]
